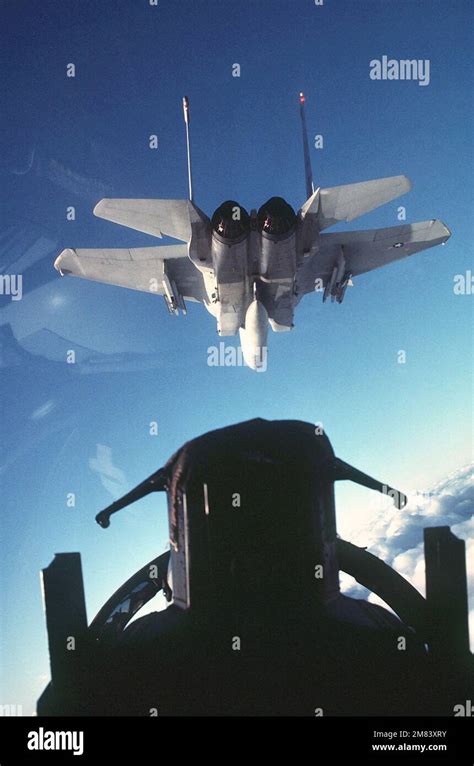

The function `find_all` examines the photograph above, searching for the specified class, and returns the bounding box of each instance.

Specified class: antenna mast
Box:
[182,96,194,202]
[299,92,314,199]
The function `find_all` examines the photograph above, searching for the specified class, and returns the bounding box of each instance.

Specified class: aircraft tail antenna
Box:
[182,96,194,202]
[299,92,314,199]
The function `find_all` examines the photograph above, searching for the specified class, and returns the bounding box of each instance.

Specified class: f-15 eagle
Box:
[55,94,450,370]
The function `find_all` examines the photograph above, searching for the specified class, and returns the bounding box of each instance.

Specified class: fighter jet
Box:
[54,94,451,370]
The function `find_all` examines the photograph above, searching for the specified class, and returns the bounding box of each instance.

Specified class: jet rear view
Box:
[55,93,450,370]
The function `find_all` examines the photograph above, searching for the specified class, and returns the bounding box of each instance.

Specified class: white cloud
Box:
[340,464,473,650]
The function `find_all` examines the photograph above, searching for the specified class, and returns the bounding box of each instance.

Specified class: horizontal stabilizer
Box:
[316,175,412,230]
[93,199,204,242]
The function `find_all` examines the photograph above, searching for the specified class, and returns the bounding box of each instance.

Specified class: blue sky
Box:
[0,0,472,713]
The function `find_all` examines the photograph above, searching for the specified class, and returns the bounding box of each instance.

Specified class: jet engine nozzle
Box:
[257,196,296,239]
[211,200,250,242]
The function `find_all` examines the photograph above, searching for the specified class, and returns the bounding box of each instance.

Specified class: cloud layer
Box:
[340,464,473,650]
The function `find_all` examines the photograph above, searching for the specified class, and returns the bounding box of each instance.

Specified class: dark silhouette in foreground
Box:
[38,419,472,716]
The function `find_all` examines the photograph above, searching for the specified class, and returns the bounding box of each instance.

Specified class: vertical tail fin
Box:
[299,92,314,199]
[182,96,194,202]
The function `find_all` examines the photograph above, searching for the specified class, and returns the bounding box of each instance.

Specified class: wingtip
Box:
[93,199,108,218]
[401,175,413,193]
[439,220,452,241]
[54,248,77,276]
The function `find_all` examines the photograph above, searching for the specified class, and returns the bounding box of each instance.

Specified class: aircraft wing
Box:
[300,176,412,231]
[296,219,451,295]
[54,245,206,302]
[93,199,205,242]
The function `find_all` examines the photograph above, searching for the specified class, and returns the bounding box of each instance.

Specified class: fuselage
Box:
[187,196,307,368]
